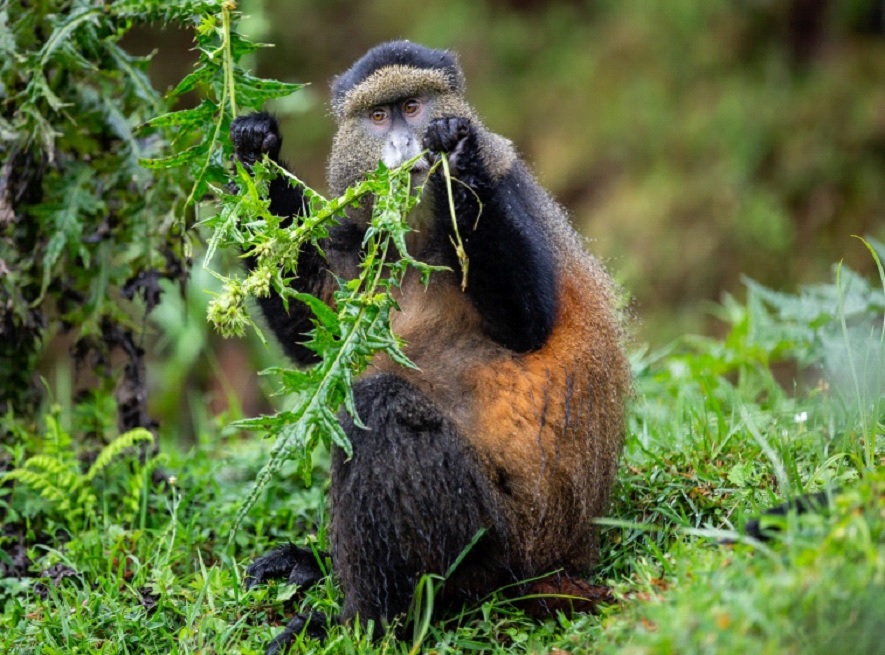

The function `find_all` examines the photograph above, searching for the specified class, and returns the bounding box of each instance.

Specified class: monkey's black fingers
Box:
[230,112,282,167]
[423,116,472,160]
[265,612,330,655]
[244,543,326,590]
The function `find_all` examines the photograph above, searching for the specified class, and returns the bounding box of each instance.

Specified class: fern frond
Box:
[21,454,77,476]
[42,414,73,457]
[86,428,154,481]
[3,468,79,510]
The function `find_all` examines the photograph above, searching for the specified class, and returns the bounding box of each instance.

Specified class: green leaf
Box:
[85,428,154,482]
[293,292,341,334]
[140,100,216,130]
[139,140,211,170]
[232,70,304,102]
[167,65,214,98]
[31,165,105,301]
[39,6,102,66]
[727,461,754,487]
[106,42,160,107]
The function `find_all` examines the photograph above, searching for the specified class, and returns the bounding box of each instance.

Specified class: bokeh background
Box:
[125,0,885,431]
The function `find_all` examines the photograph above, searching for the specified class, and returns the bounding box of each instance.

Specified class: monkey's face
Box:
[328,66,475,197]
[363,95,434,183]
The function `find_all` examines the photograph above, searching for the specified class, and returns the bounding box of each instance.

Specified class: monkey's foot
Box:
[265,612,329,655]
[245,543,326,590]
[518,574,615,619]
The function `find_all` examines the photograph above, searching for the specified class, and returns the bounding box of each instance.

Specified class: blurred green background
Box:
[127,0,884,429]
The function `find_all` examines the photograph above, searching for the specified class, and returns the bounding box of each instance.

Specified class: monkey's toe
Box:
[265,612,329,654]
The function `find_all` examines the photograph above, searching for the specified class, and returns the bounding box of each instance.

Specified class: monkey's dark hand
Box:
[423,116,475,175]
[231,112,282,167]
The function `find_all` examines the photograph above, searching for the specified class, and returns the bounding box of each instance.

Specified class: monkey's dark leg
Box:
[744,490,833,541]
[330,373,509,627]
[424,118,558,353]
[244,543,326,590]
[230,112,338,364]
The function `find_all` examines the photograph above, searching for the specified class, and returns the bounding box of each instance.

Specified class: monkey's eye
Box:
[402,99,421,115]
[370,107,388,123]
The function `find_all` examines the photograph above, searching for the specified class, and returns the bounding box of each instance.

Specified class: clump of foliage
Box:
[2,415,157,533]
[604,239,884,582]
[137,2,303,244]
[595,471,885,655]
[0,0,194,420]
[0,0,310,592]
[0,0,300,423]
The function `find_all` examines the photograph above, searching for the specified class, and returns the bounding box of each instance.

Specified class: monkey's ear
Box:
[230,112,283,166]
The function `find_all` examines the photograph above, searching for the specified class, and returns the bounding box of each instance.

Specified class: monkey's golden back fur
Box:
[368,187,629,577]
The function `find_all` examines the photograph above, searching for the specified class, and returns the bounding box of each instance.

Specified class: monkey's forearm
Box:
[266,172,308,222]
[231,112,335,364]
[436,164,558,354]
[424,118,557,352]
[242,166,330,364]
[247,219,367,364]
[248,250,327,365]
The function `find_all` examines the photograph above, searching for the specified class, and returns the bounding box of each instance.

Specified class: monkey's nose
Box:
[410,159,430,175]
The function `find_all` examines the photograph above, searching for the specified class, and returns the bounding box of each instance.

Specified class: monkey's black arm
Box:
[470,170,559,353]
[425,118,558,353]
[230,113,331,365]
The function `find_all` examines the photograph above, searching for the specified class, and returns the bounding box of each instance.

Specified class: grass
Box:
[1,255,883,654]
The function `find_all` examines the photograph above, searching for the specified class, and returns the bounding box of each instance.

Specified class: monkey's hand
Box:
[230,112,283,168]
[423,116,476,175]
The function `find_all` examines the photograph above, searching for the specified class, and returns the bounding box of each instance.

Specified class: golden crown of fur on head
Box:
[330,40,465,118]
